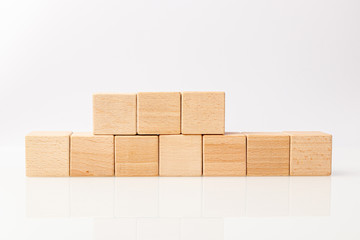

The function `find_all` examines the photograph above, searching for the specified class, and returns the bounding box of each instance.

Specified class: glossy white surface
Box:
[1,147,360,239]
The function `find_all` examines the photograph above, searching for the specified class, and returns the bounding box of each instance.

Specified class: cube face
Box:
[137,92,180,134]
[203,133,246,176]
[245,132,290,176]
[70,133,114,176]
[159,135,202,176]
[284,131,332,176]
[115,136,159,176]
[93,93,136,135]
[26,131,72,177]
[181,92,225,134]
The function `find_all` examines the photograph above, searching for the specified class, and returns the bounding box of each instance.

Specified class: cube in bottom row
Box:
[25,131,332,177]
[26,131,72,177]
[115,136,158,176]
[285,131,332,176]
[159,135,202,176]
[203,133,246,176]
[70,133,114,176]
[245,132,290,176]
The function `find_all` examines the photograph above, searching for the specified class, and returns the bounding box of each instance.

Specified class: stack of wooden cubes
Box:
[25,92,332,177]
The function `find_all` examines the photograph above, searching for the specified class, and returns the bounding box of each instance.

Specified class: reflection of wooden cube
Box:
[137,92,181,134]
[246,178,289,216]
[245,132,289,176]
[93,93,136,135]
[26,131,72,177]
[203,133,246,176]
[181,92,225,134]
[115,136,159,176]
[70,178,114,217]
[159,135,202,176]
[284,131,332,176]
[289,177,331,216]
[70,132,114,176]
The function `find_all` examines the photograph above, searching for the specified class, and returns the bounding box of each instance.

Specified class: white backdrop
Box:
[1,0,359,155]
[1,1,360,239]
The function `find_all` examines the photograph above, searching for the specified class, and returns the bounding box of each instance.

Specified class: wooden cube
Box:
[93,93,136,135]
[26,131,72,177]
[284,131,332,176]
[181,92,225,134]
[115,136,159,176]
[137,92,180,134]
[244,132,289,176]
[70,132,114,176]
[203,133,246,176]
[159,135,202,176]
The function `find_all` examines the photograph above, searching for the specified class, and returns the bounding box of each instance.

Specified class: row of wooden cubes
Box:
[26,131,332,177]
[93,91,225,135]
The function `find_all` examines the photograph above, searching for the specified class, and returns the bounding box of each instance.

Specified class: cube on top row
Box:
[93,92,225,135]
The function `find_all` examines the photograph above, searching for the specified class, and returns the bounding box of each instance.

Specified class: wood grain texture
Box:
[137,92,180,134]
[159,135,202,176]
[244,132,289,176]
[284,131,332,176]
[93,93,136,135]
[70,132,114,177]
[115,136,158,176]
[181,91,225,134]
[26,131,72,177]
[203,133,246,176]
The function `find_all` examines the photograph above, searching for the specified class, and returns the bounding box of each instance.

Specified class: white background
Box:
[1,0,360,239]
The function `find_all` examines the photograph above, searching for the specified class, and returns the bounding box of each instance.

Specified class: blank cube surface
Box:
[159,135,202,176]
[137,92,180,134]
[245,132,289,176]
[203,133,246,176]
[93,93,136,135]
[284,131,332,176]
[181,92,225,134]
[26,131,72,177]
[115,136,158,176]
[70,132,114,177]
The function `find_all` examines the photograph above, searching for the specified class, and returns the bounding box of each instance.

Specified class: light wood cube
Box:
[26,131,72,177]
[284,131,332,176]
[115,136,159,176]
[93,93,136,135]
[244,132,290,176]
[181,92,225,134]
[203,133,246,176]
[70,132,114,176]
[137,92,180,134]
[159,135,202,176]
